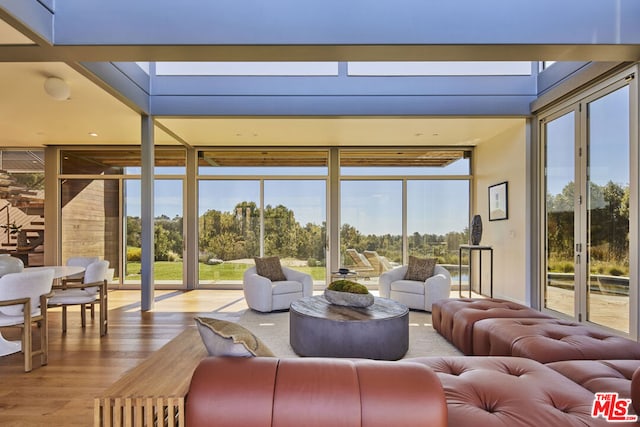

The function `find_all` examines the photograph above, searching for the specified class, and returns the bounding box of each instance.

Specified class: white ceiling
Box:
[0,18,524,150]
[157,117,523,147]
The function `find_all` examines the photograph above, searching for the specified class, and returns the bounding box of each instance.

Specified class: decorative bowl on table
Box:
[324,279,374,308]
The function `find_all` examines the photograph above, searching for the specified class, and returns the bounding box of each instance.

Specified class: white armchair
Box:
[379,264,452,312]
[243,266,313,313]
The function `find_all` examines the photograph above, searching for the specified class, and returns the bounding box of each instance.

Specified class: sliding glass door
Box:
[542,72,635,335]
[585,85,630,332]
[544,110,577,318]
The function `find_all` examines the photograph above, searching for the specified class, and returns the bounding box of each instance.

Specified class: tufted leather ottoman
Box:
[408,356,612,427]
[472,317,640,363]
[546,359,640,416]
[431,298,552,355]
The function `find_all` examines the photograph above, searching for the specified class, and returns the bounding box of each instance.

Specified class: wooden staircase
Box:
[0,169,45,265]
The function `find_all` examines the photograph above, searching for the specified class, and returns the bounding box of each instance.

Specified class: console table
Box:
[458,244,493,298]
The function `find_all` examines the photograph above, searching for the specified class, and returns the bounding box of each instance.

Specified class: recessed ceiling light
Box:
[89,132,98,137]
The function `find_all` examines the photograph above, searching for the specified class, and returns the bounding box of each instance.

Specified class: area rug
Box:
[234,308,462,358]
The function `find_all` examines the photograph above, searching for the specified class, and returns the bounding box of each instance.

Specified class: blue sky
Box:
[546,85,629,195]
[127,177,469,236]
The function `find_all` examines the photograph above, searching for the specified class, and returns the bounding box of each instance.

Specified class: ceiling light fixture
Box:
[89,132,98,137]
[44,76,70,101]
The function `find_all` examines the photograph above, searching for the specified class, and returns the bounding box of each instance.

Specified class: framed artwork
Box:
[488,181,508,221]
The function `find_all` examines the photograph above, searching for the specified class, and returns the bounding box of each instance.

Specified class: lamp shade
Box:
[44,76,70,101]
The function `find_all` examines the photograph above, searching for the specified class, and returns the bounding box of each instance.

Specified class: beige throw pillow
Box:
[254,256,287,282]
[194,317,275,357]
[404,256,437,282]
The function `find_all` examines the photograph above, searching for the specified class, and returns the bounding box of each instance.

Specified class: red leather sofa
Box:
[186,355,640,427]
[547,359,640,415]
[408,356,635,427]
[186,298,640,427]
[186,356,447,427]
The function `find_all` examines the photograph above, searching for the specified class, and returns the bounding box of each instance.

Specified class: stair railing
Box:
[0,203,10,245]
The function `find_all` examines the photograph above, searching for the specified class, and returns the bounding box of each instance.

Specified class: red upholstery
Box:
[408,356,613,427]
[186,357,447,427]
[547,359,640,416]
[632,368,640,417]
[473,317,640,363]
[431,298,551,355]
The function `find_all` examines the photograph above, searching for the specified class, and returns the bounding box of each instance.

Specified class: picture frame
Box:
[488,181,508,221]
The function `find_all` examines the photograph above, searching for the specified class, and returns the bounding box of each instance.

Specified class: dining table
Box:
[0,265,86,356]
[25,265,86,280]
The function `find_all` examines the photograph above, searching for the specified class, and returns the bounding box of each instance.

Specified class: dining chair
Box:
[48,260,109,336]
[64,256,100,320]
[0,269,55,372]
[65,256,99,280]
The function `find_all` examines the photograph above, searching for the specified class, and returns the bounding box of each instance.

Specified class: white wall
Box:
[473,121,529,303]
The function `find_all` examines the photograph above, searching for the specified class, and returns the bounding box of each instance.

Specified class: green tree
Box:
[126,216,141,247]
[154,223,172,260]
[264,204,299,257]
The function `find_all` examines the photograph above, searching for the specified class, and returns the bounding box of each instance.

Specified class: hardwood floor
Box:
[0,289,248,427]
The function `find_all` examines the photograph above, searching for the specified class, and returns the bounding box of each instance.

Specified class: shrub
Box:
[548,260,574,273]
[609,267,625,276]
[167,251,181,262]
[127,247,141,262]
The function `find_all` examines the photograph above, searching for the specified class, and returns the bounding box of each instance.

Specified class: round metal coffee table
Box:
[289,295,409,360]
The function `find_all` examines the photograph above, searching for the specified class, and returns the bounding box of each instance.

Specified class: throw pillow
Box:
[254,256,287,282]
[404,256,437,282]
[194,316,275,357]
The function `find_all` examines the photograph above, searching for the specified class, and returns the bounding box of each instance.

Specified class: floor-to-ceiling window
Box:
[198,180,261,284]
[543,109,576,318]
[340,180,402,280]
[407,180,470,271]
[56,146,474,290]
[586,85,631,331]
[340,149,471,286]
[197,150,328,287]
[60,148,186,288]
[541,67,637,335]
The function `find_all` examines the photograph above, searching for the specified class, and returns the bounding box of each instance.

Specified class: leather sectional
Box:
[185,298,640,426]
[186,357,448,427]
[429,298,640,426]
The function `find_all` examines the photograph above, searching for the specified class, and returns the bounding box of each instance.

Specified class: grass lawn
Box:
[125,261,326,281]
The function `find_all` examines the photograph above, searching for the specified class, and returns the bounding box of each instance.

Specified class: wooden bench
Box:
[94,327,207,427]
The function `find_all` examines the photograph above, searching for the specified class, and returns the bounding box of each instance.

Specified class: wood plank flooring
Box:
[0,290,248,427]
